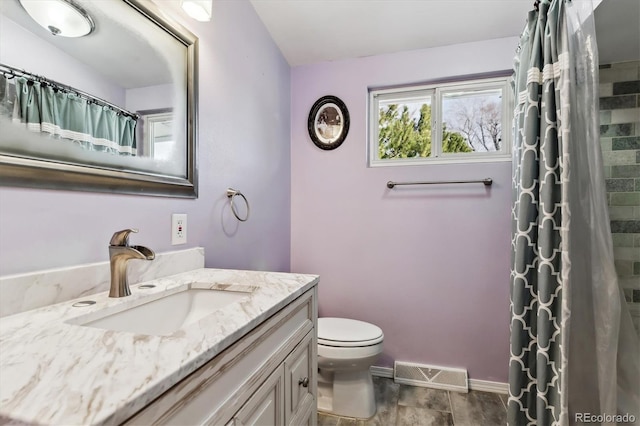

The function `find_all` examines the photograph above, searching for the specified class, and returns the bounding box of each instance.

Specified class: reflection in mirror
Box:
[138,108,174,161]
[0,0,197,197]
[0,64,140,157]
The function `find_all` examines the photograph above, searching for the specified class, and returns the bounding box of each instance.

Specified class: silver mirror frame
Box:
[0,0,198,198]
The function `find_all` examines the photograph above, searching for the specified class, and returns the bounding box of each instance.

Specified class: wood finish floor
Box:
[317,377,507,426]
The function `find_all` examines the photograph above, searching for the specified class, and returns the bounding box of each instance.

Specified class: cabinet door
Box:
[231,366,284,426]
[284,332,316,425]
[290,394,318,426]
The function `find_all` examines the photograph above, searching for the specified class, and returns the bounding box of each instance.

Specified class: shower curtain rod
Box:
[386,178,493,188]
[0,63,138,120]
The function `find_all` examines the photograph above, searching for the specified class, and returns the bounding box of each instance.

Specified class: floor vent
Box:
[394,361,468,393]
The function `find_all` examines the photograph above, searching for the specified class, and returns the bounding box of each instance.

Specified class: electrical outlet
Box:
[171,213,187,245]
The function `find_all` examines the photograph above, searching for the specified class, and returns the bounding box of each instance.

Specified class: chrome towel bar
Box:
[386,178,492,189]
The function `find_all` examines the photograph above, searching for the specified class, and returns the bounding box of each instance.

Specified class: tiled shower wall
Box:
[599,61,640,334]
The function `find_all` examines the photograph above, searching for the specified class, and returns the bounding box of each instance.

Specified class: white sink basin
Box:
[77,287,252,336]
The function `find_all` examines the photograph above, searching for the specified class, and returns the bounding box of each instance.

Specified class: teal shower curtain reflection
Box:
[12,77,136,155]
[509,0,639,425]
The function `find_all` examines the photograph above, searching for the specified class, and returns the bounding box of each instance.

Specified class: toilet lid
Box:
[318,317,384,347]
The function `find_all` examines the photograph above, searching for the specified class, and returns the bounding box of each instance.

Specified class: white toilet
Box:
[316,317,384,419]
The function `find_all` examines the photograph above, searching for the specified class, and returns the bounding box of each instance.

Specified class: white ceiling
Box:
[2,0,636,90]
[250,0,640,67]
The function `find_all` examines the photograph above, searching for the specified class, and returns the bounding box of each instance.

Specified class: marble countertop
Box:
[0,268,319,425]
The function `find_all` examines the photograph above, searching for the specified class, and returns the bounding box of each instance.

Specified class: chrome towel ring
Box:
[226,188,250,222]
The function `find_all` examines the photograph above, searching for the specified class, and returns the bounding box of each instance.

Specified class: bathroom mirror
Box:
[0,0,198,198]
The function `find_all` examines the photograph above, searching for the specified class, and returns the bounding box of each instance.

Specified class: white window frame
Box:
[368,76,513,167]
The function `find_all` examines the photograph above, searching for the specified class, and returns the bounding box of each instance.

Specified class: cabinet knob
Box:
[298,377,309,388]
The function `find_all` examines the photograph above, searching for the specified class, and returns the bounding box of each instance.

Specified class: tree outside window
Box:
[369,76,511,166]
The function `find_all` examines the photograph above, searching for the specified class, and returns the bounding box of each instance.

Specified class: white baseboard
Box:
[370,366,508,394]
[468,379,508,394]
[370,366,393,378]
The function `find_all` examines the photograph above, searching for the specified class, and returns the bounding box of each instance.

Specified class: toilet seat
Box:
[318,317,384,347]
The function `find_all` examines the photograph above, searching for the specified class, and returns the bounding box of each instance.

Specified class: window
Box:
[369,76,512,166]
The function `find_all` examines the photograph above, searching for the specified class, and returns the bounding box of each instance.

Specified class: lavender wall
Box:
[290,37,518,382]
[0,1,291,275]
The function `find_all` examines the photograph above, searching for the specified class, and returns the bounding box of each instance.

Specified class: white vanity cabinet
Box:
[230,365,284,425]
[124,286,318,426]
[229,331,315,426]
[284,332,315,424]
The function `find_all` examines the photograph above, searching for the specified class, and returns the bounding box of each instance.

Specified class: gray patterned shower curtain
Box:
[509,0,640,425]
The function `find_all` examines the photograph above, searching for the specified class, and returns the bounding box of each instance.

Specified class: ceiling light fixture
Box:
[19,0,95,38]
[181,0,212,22]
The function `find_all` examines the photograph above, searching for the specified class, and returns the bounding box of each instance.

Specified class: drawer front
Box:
[285,331,317,425]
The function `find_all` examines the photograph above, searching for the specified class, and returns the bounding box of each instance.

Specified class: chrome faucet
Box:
[109,229,155,298]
